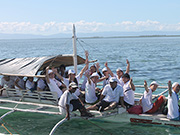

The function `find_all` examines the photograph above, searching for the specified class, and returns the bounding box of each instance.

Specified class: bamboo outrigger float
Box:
[0,25,180,135]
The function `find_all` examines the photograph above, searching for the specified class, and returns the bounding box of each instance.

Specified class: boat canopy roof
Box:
[0,54,86,77]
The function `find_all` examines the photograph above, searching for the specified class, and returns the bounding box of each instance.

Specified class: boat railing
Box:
[4,88,59,105]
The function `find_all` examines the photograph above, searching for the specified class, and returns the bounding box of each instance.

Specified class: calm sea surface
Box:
[0,37,180,134]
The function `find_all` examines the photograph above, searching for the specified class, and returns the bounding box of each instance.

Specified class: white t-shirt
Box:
[58,90,78,114]
[1,77,14,88]
[15,77,25,90]
[25,80,35,90]
[103,76,110,88]
[85,79,97,104]
[123,80,134,105]
[141,88,153,113]
[80,70,89,91]
[37,78,46,90]
[114,74,124,87]
[63,73,81,97]
[167,90,179,119]
[47,78,62,98]
[102,84,123,103]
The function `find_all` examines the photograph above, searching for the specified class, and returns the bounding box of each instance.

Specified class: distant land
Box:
[1,31,180,39]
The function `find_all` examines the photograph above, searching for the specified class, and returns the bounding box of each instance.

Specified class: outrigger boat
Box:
[0,25,179,135]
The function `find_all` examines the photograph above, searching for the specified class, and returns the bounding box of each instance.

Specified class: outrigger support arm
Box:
[49,118,67,135]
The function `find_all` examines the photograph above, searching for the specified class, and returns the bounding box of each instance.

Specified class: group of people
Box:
[0,75,47,95]
[0,51,180,121]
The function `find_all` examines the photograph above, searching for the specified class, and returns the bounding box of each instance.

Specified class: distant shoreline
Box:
[80,35,180,39]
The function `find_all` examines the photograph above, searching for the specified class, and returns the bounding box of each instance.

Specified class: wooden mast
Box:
[72,24,77,75]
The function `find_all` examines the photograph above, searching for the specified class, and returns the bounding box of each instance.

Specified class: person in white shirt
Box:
[85,72,108,104]
[102,67,111,88]
[87,77,125,112]
[141,81,166,113]
[122,73,135,109]
[25,77,36,90]
[14,76,25,90]
[104,60,130,87]
[46,67,64,99]
[37,78,48,91]
[80,51,102,91]
[55,51,89,97]
[167,81,180,120]
[0,76,15,96]
[58,82,93,120]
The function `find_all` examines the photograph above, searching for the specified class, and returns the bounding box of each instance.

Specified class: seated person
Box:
[167,81,180,120]
[85,72,108,104]
[58,82,93,120]
[141,81,166,114]
[46,67,64,99]
[0,75,15,96]
[25,77,36,91]
[14,76,25,90]
[87,77,125,112]
[122,73,135,109]
[37,77,48,91]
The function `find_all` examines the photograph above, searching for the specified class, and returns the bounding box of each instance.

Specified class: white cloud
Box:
[0,20,180,35]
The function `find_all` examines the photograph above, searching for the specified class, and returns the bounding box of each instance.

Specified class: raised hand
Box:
[126,59,129,64]
[104,62,108,67]
[96,63,100,69]
[144,80,147,87]
[85,50,89,58]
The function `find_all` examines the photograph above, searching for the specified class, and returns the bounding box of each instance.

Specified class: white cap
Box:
[116,68,123,72]
[68,69,75,75]
[109,77,117,83]
[69,82,78,88]
[150,81,159,86]
[48,70,53,74]
[90,72,100,78]
[172,82,179,88]
[102,67,107,73]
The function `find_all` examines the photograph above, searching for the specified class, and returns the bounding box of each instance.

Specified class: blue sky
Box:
[0,0,180,35]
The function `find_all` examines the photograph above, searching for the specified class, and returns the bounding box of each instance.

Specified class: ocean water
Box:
[0,37,180,134]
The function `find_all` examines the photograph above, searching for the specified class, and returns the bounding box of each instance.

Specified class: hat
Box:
[109,77,117,83]
[150,81,159,86]
[90,72,100,78]
[48,70,53,74]
[69,82,78,88]
[68,69,75,75]
[172,82,179,88]
[116,68,123,72]
[102,67,108,73]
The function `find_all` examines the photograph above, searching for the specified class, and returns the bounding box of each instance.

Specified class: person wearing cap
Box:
[141,80,166,114]
[102,67,111,88]
[85,72,108,104]
[87,77,125,112]
[55,51,89,97]
[46,67,65,98]
[80,52,102,91]
[104,59,130,87]
[167,81,180,120]
[122,73,135,109]
[58,82,93,120]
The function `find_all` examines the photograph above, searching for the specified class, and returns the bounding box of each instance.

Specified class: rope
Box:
[76,38,97,62]
[1,123,13,135]
[57,103,113,135]
[80,117,113,135]
[1,119,20,135]
[49,38,72,67]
